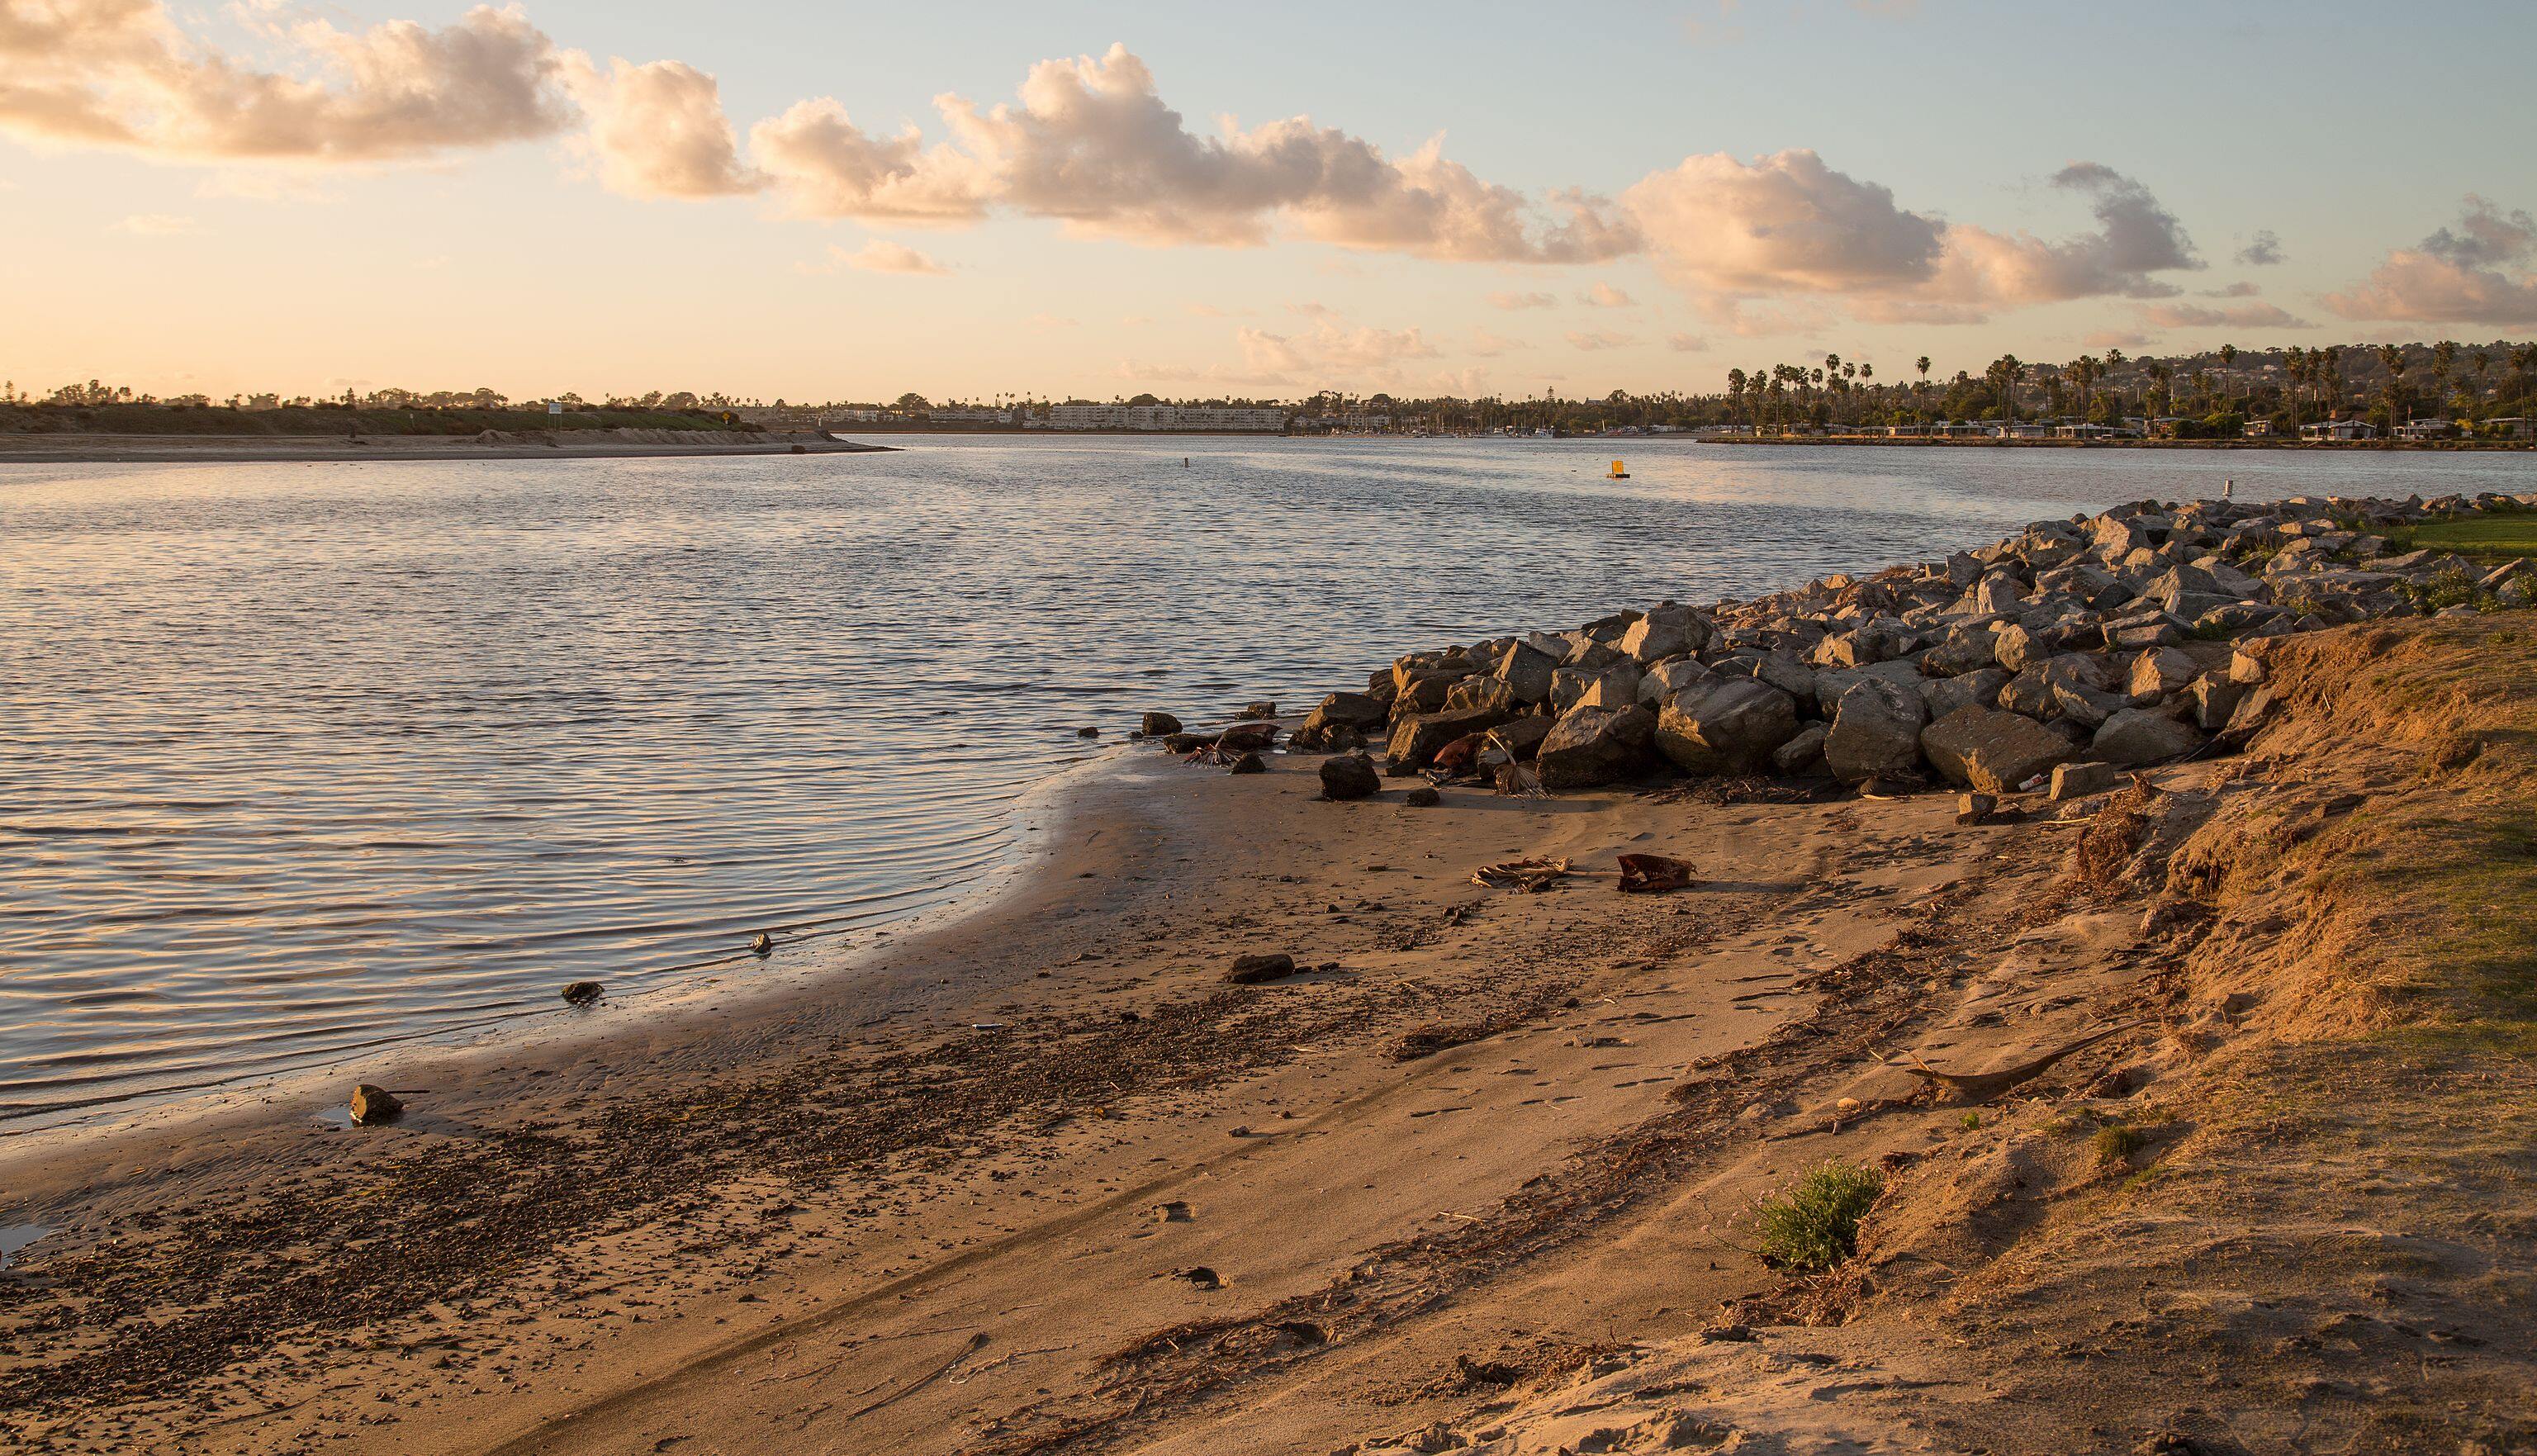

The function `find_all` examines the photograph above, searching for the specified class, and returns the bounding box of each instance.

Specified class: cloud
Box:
[1466,326,1525,358]
[2323,196,2537,324]
[0,0,569,161]
[1240,317,1439,376]
[748,45,1638,262]
[1566,330,1637,350]
[1580,282,1634,307]
[111,211,197,234]
[2236,229,2283,266]
[2138,301,2310,330]
[1923,163,2201,311]
[1667,332,1708,352]
[2202,280,2260,298]
[2083,329,2152,349]
[837,240,950,275]
[561,55,753,197]
[1488,290,1557,310]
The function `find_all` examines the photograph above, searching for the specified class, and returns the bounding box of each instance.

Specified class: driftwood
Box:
[1615,853,1698,894]
[1471,856,1571,892]
[1894,1021,2146,1103]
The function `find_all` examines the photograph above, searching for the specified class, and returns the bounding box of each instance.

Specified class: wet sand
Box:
[0,432,891,464]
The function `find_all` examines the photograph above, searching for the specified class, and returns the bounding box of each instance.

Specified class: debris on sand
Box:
[349,1084,402,1125]
[1472,857,1571,892]
[1225,953,1299,984]
[1614,852,1697,894]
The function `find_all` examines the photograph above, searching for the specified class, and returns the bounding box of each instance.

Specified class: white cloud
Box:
[1487,290,1557,310]
[1667,332,1708,352]
[1566,330,1637,351]
[561,55,753,198]
[2138,301,2310,330]
[0,0,568,162]
[2324,196,2537,325]
[111,211,197,234]
[2236,230,2283,266]
[1580,282,1634,307]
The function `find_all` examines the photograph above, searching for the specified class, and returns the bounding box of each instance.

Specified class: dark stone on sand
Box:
[1320,753,1381,800]
[560,980,604,1006]
[750,931,774,956]
[1226,952,1297,984]
[1216,722,1278,753]
[1403,785,1441,807]
[1956,792,1998,826]
[349,1084,402,1125]
[1227,751,1266,775]
[1141,712,1183,736]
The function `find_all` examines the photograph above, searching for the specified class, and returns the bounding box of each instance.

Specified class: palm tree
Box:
[2218,344,2239,410]
[1914,356,1932,430]
[2472,349,2494,412]
[2431,340,2459,420]
[2378,344,2408,434]
[2283,345,2307,435]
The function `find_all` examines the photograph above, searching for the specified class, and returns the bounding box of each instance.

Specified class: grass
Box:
[2383,510,2537,562]
[1755,1160,1883,1274]
[2093,1123,2142,1166]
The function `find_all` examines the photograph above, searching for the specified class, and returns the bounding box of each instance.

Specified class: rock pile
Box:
[1290,492,2536,794]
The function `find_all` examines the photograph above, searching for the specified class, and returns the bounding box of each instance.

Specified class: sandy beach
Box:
[7,493,2537,1455]
[0,431,892,465]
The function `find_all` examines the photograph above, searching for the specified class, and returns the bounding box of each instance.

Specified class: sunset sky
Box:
[6,0,2535,403]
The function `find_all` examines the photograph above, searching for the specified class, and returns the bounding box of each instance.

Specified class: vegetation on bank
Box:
[2386,510,2537,562]
[0,401,752,437]
[1755,1160,1883,1273]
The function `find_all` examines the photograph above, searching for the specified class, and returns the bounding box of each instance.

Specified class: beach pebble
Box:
[559,980,604,1006]
[1403,785,1441,807]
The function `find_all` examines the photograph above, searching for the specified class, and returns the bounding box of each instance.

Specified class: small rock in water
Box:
[1076,726,1099,738]
[1403,785,1442,808]
[560,980,604,1006]
[1227,751,1267,775]
[750,931,775,956]
[1319,754,1381,801]
[349,1084,402,1125]
[1239,701,1277,720]
[1226,952,1298,984]
[1140,711,1183,737]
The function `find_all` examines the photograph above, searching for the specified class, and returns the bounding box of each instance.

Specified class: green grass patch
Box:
[1755,1160,1883,1274]
[2384,511,2537,562]
[2093,1123,2142,1166]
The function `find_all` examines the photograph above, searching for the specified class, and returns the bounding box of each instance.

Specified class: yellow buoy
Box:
[1607,459,1629,479]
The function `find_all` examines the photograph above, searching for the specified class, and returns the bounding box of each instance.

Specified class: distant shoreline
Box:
[0,430,895,465]
[1699,434,2534,452]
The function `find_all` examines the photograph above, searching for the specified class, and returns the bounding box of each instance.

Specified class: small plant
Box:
[1754,1160,1883,1274]
[1960,1111,1981,1130]
[2094,1122,2142,1166]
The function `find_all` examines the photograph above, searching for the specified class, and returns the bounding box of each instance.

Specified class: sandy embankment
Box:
[0,429,893,464]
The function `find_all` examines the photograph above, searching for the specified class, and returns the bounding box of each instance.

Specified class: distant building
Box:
[2301,420,2377,442]
[2242,418,2275,437]
[928,406,1012,424]
[1046,404,1287,432]
[2396,418,2457,442]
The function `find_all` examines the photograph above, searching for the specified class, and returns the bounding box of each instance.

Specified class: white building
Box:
[1046,404,1287,432]
[928,406,1013,424]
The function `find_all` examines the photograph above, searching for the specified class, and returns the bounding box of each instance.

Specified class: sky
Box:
[5,0,2536,404]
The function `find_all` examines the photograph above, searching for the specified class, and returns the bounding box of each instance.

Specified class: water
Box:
[2,437,2529,1126]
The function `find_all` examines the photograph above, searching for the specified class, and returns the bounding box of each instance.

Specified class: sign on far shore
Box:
[548,401,563,415]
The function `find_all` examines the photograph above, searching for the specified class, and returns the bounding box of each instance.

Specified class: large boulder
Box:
[1534,704,1657,790]
[1485,716,1554,761]
[2185,674,2245,732]
[1921,667,2012,723]
[1319,754,1381,800]
[1387,704,1511,772]
[1443,676,1520,715]
[1920,706,2075,794]
[1619,604,1709,664]
[1637,657,1716,707]
[1823,676,1928,785]
[1391,651,1475,698]
[1553,661,1640,712]
[1918,624,1999,677]
[1494,640,1561,704]
[2092,708,2206,766]
[1653,678,1802,775]
[1772,723,1829,775]
[1303,691,1387,730]
[2127,647,2198,704]
[1993,622,2047,674]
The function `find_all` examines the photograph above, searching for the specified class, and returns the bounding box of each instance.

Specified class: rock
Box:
[1619,604,1707,663]
[1485,717,1554,761]
[2051,681,2126,729]
[1920,667,2010,723]
[2050,761,2123,800]
[1956,791,1998,826]
[1226,751,1266,775]
[1772,723,1828,775]
[1442,676,1520,715]
[1918,624,1998,677]
[1534,703,1657,790]
[2102,609,2190,650]
[2127,646,2198,704]
[1217,721,1278,753]
[1494,640,1560,704]
[2093,708,2207,766]
[1919,706,2075,794]
[1306,691,1386,729]
[2226,647,2268,685]
[1637,656,1715,706]
[1319,754,1381,800]
[349,1084,402,1125]
[1974,574,2028,615]
[1140,712,1183,737]
[1993,622,2047,673]
[1386,705,1510,773]
[1226,953,1297,984]
[1653,677,1801,775]
[2185,674,2246,732]
[1823,676,1927,785]
[1075,726,1099,738]
[560,980,604,1006]
[1239,701,1277,720]
[1572,662,1643,709]
[1392,651,1475,699]
[1403,785,1441,808]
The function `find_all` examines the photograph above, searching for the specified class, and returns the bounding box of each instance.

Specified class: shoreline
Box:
[7,489,2537,1453]
[0,430,894,464]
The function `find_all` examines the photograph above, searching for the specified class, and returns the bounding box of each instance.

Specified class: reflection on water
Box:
[2,437,2528,1124]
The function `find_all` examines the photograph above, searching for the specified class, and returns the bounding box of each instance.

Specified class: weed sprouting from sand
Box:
[2094,1122,2142,1166]
[1754,1160,1882,1274]
[1960,1111,1980,1130]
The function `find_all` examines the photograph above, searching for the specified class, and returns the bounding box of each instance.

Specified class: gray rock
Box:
[1140,712,1184,737]
[1772,723,1829,775]
[1654,677,1802,775]
[1494,640,1560,704]
[350,1084,402,1125]
[1443,676,1520,715]
[1638,656,1716,706]
[1485,717,1554,761]
[2186,674,2246,732]
[1921,668,2011,723]
[2127,647,2198,704]
[2050,761,2123,800]
[1534,704,1657,790]
[1993,622,2047,674]
[1226,751,1266,775]
[1387,705,1512,773]
[1919,706,2075,794]
[2092,708,2207,766]
[1823,676,1927,785]
[1402,785,1441,808]
[1226,952,1297,984]
[1620,604,1708,663]
[1318,754,1381,800]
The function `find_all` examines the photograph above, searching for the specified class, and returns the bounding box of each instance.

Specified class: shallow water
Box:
[2,437,2529,1125]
